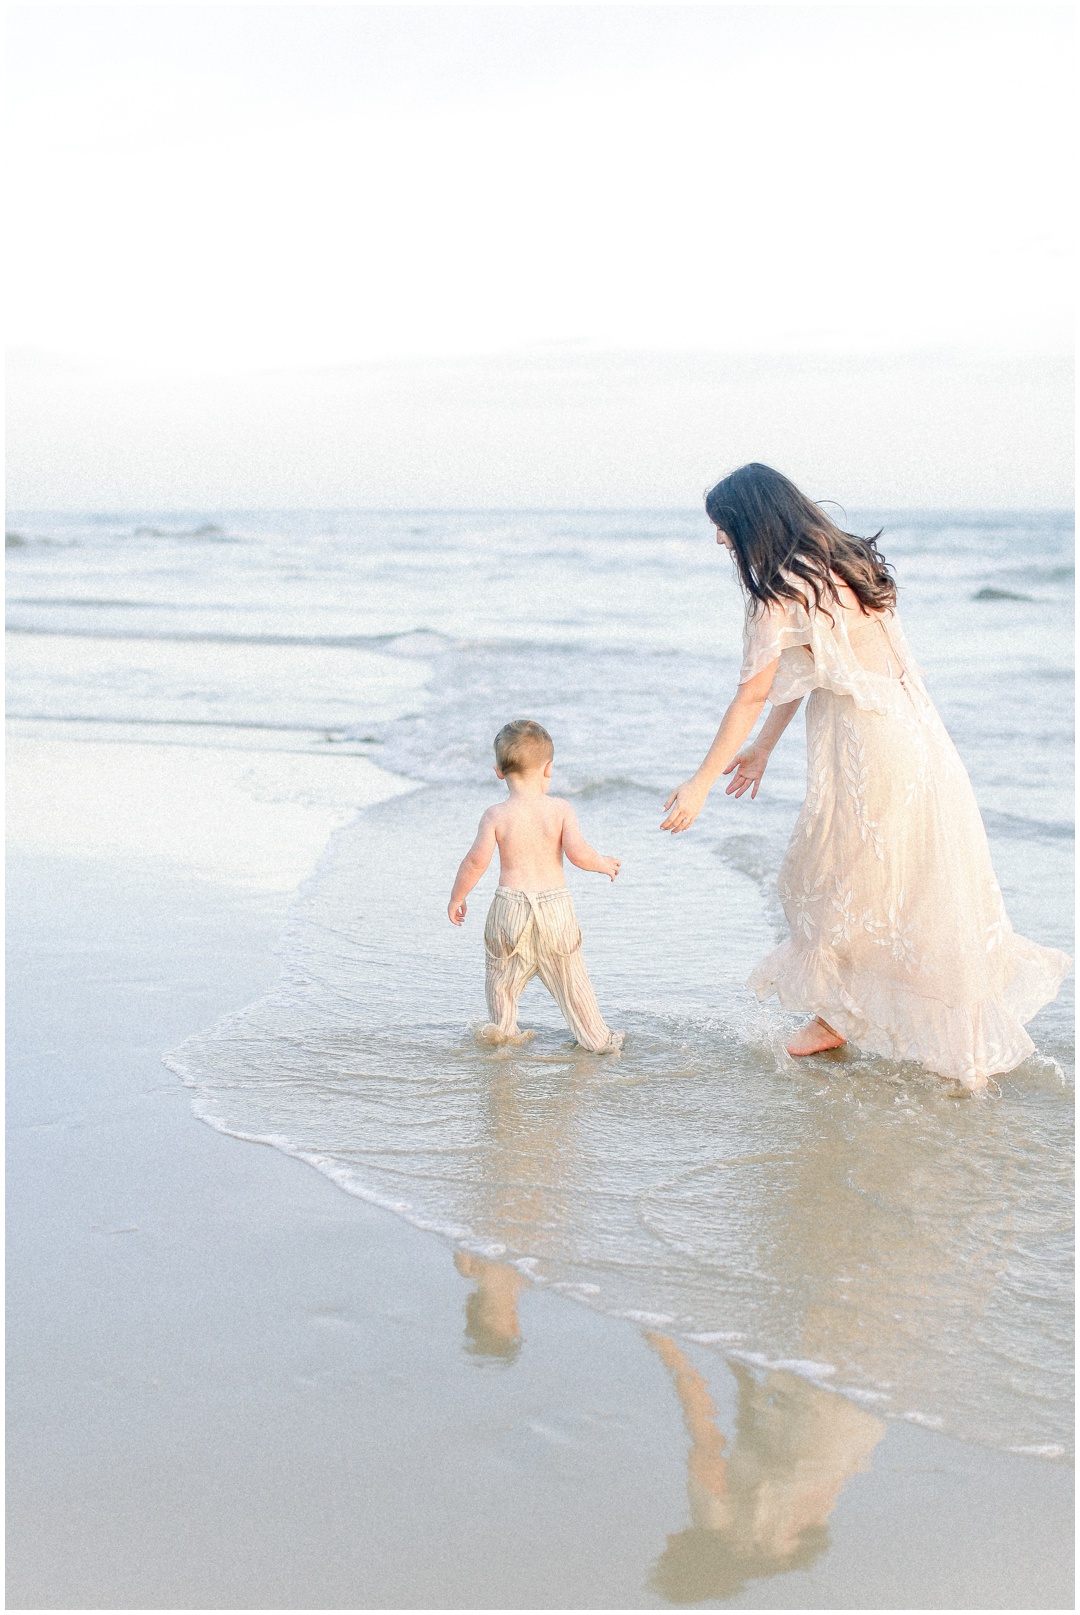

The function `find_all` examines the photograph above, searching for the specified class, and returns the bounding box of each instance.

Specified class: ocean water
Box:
[7,508,1074,1461]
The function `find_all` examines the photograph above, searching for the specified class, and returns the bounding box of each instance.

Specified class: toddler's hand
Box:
[448,898,467,926]
[600,856,621,881]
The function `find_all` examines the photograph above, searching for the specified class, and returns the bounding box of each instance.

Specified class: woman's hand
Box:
[723,742,771,799]
[661,674,783,837]
[661,776,709,833]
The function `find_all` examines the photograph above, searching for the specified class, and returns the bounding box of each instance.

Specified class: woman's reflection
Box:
[644,1333,884,1604]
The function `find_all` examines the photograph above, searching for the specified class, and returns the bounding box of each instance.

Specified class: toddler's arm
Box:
[448,810,497,925]
[561,805,620,881]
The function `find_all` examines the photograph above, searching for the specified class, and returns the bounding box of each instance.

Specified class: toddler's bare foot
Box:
[478,1024,534,1046]
[786,1017,846,1056]
[603,1031,625,1052]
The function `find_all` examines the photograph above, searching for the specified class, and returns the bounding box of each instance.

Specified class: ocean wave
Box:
[981,808,1074,843]
[567,776,660,799]
[5,624,435,651]
[132,522,233,541]
[6,530,80,549]
[7,595,201,609]
[4,712,386,736]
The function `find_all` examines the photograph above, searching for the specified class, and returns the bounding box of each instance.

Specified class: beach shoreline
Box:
[6,729,1073,1609]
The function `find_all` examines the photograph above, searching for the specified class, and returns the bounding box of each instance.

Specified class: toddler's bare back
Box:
[488,793,572,892]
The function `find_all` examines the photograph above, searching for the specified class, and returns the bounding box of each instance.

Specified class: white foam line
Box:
[900,1411,945,1430]
[837,1387,891,1406]
[728,1350,837,1379]
[1007,1444,1068,1459]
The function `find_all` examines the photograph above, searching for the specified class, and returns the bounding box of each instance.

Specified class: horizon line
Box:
[8,504,1075,519]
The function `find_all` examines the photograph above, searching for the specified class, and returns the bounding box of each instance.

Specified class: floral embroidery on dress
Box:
[840,716,884,860]
[780,872,825,940]
[829,879,862,946]
[803,754,832,835]
[855,891,920,973]
[895,704,933,808]
[903,759,931,809]
[874,890,918,971]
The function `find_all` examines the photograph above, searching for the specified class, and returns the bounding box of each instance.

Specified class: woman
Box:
[662,463,1069,1090]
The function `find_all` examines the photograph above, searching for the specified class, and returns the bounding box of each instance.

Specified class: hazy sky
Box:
[7,4,1074,507]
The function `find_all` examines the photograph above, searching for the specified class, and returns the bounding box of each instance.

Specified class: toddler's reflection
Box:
[454,1250,525,1363]
[645,1333,884,1603]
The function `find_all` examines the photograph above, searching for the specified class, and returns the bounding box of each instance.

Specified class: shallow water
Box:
[7,507,1074,1459]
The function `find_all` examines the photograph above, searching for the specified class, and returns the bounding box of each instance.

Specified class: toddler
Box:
[448,719,624,1052]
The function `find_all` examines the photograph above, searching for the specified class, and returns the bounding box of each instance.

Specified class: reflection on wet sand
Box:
[450,1252,885,1601]
[454,1250,525,1362]
[645,1333,884,1604]
[468,1057,581,1263]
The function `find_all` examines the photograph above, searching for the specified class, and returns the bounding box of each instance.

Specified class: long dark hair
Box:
[704,463,896,618]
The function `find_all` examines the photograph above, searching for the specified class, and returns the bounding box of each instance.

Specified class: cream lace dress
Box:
[742,588,1071,1090]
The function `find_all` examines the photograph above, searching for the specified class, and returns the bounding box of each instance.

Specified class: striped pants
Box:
[482,886,621,1054]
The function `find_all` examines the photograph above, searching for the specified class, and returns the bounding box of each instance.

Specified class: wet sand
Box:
[6,733,1073,1609]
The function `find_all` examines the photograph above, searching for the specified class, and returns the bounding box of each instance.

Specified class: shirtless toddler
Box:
[448,719,624,1052]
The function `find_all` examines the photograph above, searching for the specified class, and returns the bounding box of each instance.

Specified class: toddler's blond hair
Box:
[494,719,554,776]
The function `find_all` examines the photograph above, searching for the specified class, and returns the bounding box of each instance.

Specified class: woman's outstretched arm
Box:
[660,659,779,833]
[723,697,803,798]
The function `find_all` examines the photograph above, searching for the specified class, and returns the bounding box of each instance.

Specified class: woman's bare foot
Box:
[786,1017,846,1056]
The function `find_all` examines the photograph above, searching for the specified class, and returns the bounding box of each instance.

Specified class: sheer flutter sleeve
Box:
[739,596,817,704]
